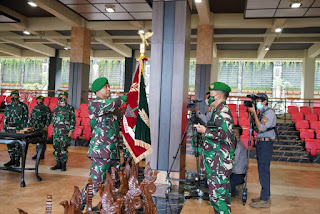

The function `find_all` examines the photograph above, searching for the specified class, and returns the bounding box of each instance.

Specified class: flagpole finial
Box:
[138,31,153,57]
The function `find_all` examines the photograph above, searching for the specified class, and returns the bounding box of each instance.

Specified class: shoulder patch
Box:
[263,118,268,124]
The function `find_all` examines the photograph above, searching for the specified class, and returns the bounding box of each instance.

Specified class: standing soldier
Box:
[50,91,75,171]
[80,77,127,210]
[4,90,29,167]
[29,96,51,160]
[196,82,236,214]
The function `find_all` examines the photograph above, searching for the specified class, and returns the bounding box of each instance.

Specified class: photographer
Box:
[194,92,214,125]
[247,93,276,208]
[196,82,236,214]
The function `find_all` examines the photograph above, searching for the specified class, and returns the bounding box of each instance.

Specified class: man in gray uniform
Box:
[248,93,276,208]
[195,92,214,125]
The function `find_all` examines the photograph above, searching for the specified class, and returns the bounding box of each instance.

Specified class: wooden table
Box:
[0,131,44,187]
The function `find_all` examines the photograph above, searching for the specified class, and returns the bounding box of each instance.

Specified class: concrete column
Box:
[68,27,91,108]
[48,50,62,97]
[211,57,219,83]
[301,51,316,101]
[124,50,136,93]
[148,0,191,180]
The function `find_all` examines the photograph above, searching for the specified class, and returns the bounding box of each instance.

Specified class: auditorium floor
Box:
[1,144,320,214]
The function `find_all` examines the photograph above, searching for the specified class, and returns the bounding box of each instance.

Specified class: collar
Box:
[215,101,226,112]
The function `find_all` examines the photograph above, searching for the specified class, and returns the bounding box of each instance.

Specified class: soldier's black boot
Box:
[50,161,61,170]
[14,156,20,167]
[4,155,15,167]
[61,161,67,171]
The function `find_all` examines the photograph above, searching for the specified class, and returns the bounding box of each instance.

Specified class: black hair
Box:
[206,92,210,95]
[234,125,243,136]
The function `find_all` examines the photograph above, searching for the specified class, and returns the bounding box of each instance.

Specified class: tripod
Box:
[165,118,204,199]
[242,112,255,205]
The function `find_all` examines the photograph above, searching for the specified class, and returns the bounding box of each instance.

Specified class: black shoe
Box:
[4,158,15,167]
[14,157,20,167]
[50,161,61,170]
[61,161,67,171]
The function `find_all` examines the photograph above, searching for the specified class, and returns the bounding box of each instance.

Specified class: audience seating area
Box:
[289,106,320,156]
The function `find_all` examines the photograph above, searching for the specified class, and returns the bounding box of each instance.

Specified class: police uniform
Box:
[81,77,127,208]
[51,91,76,171]
[29,96,51,159]
[254,93,276,204]
[4,90,29,167]
[201,82,236,214]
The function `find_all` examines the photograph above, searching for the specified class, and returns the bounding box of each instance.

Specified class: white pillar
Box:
[301,51,316,100]
[211,57,219,83]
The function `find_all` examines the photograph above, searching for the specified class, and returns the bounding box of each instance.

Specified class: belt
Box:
[257,137,270,141]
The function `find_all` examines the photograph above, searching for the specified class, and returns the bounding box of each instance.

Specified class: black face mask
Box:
[59,97,66,104]
[37,101,43,105]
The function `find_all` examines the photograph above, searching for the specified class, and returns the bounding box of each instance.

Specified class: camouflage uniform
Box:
[51,104,76,162]
[81,95,127,207]
[29,103,51,154]
[202,101,236,214]
[4,101,29,158]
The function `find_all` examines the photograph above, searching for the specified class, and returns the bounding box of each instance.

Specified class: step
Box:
[277,126,297,131]
[273,150,309,158]
[272,155,310,163]
[278,135,300,140]
[276,123,294,127]
[275,139,305,147]
[273,144,305,152]
[277,131,300,136]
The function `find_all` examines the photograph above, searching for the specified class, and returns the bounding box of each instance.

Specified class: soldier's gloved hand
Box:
[196,123,206,134]
[68,131,73,138]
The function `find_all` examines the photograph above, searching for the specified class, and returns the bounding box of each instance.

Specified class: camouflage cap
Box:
[58,91,68,97]
[36,95,44,100]
[91,77,109,92]
[208,82,231,92]
[257,93,268,102]
[10,90,19,96]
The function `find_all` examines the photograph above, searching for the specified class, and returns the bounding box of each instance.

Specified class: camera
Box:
[187,99,202,124]
[243,94,259,108]
[187,99,202,110]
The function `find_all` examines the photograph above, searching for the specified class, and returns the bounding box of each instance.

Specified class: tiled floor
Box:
[1,144,320,214]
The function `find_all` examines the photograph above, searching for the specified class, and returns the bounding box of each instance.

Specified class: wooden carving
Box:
[85,178,93,213]
[100,183,124,214]
[140,162,158,214]
[97,172,116,210]
[60,186,83,214]
[123,175,143,214]
[46,195,53,214]
[17,208,28,214]
[118,162,131,196]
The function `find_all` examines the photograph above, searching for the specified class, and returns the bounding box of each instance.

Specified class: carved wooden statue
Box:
[46,195,53,214]
[118,162,131,196]
[140,162,158,214]
[97,172,116,210]
[60,186,82,214]
[122,173,143,214]
[85,178,93,213]
[100,182,124,214]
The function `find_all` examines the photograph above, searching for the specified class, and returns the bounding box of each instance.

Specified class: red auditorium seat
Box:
[313,107,320,115]
[238,118,250,126]
[228,104,237,112]
[288,106,299,115]
[79,103,88,111]
[48,124,53,139]
[31,97,38,103]
[233,116,238,125]
[76,117,82,126]
[305,139,320,156]
[87,98,93,104]
[239,110,248,118]
[242,127,250,136]
[305,113,318,122]
[44,97,50,106]
[231,110,237,118]
[291,112,304,122]
[300,106,312,115]
[295,120,309,130]
[29,102,37,112]
[75,125,84,130]
[81,117,90,127]
[72,127,83,140]
[80,110,89,118]
[74,110,80,117]
[0,120,4,130]
[50,97,59,105]
[49,103,57,113]
[0,95,6,104]
[310,121,320,130]
[22,101,30,107]
[240,135,254,151]
[83,126,93,141]
[5,96,11,104]
[0,114,4,122]
[316,130,320,140]
[239,105,247,112]
[300,129,314,140]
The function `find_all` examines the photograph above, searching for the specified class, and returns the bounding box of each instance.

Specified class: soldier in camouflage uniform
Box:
[29,96,51,160]
[50,91,76,171]
[4,90,29,167]
[196,82,236,214]
[81,77,127,209]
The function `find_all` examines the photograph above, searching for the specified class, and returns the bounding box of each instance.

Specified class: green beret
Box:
[58,91,68,97]
[208,82,231,93]
[36,96,44,100]
[10,90,19,96]
[92,77,109,92]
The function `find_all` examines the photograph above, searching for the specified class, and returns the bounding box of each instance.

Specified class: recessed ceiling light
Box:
[264,47,270,51]
[64,47,69,50]
[195,0,202,3]
[138,29,145,34]
[28,1,37,7]
[23,30,31,35]
[290,3,302,8]
[105,5,115,13]
[275,27,282,33]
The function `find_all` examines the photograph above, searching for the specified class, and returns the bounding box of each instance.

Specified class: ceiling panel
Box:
[246,0,280,9]
[45,44,65,50]
[217,44,260,50]
[305,8,320,17]
[91,44,111,50]
[56,31,72,36]
[93,3,126,13]
[278,0,314,8]
[0,14,18,23]
[275,8,308,17]
[312,0,320,7]
[121,3,152,12]
[245,9,276,17]
[106,30,138,35]
[282,27,320,34]
[1,0,54,17]
[214,28,266,34]
[208,0,245,13]
[6,43,28,50]
[67,4,100,13]
[81,13,110,20]
[117,0,147,2]
[59,0,88,4]
[130,12,152,20]
[270,43,313,50]
[87,0,117,3]
[106,12,134,20]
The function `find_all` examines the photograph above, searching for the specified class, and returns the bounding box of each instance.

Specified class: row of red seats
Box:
[288,106,320,115]
[291,112,320,122]
[47,124,93,141]
[305,139,320,156]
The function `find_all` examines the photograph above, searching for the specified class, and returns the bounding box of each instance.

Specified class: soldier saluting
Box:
[4,90,29,167]
[196,82,236,214]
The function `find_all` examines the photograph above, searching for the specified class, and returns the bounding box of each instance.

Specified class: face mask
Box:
[208,96,216,106]
[37,101,43,105]
[256,102,263,110]
[205,99,209,106]
[59,97,66,104]
[11,97,18,102]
